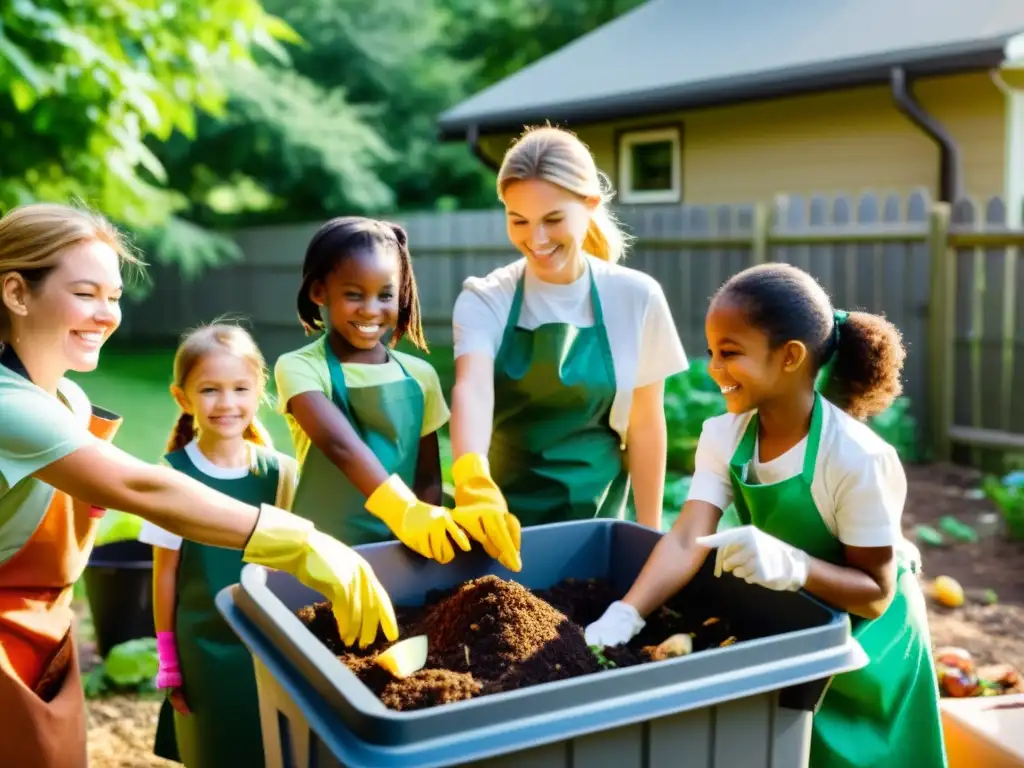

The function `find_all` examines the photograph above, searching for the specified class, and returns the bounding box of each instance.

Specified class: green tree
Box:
[159,0,496,232]
[0,0,296,271]
[263,0,494,212]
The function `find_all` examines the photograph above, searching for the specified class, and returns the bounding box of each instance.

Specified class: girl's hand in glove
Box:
[584,601,646,647]
[365,474,472,564]
[156,631,190,715]
[696,525,810,592]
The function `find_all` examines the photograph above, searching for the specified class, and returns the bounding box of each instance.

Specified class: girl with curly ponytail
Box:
[586,263,944,768]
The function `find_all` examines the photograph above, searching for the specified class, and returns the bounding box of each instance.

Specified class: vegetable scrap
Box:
[935,646,1024,698]
[297,576,742,711]
[931,576,966,609]
[374,635,428,679]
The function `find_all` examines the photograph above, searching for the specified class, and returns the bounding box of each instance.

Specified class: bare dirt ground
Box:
[903,463,1024,672]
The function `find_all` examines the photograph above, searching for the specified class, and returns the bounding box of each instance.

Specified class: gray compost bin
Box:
[217,518,867,768]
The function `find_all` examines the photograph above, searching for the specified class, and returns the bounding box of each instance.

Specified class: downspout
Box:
[466,124,501,173]
[890,66,962,202]
[994,33,1024,227]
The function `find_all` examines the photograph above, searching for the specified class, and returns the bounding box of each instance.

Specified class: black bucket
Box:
[82,539,156,658]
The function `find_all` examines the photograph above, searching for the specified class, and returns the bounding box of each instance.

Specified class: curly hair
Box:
[712,263,906,420]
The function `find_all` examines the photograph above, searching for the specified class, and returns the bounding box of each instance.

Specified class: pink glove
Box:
[156,631,183,689]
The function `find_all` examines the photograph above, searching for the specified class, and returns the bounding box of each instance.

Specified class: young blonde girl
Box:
[140,323,297,768]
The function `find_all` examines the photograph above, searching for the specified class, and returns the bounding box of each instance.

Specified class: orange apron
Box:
[0,404,122,768]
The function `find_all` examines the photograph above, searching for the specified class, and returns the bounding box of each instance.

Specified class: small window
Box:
[618,127,682,204]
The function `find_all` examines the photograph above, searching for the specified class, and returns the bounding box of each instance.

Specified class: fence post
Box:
[751,202,770,265]
[927,202,953,462]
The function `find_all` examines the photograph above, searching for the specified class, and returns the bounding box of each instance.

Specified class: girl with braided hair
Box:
[275,217,470,562]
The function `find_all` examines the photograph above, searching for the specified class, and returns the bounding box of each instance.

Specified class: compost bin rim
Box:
[235,558,852,724]
[217,583,868,768]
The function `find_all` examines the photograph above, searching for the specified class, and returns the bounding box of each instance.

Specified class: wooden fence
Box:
[117,189,1024,463]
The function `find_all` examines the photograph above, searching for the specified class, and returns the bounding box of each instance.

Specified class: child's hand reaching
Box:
[156,631,190,714]
[584,601,645,648]
[365,475,472,564]
[696,525,810,592]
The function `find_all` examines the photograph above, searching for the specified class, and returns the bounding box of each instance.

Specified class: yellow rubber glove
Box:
[243,505,398,648]
[365,475,472,564]
[450,453,522,572]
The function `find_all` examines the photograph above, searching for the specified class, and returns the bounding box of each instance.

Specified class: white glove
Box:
[696,525,810,592]
[584,601,646,647]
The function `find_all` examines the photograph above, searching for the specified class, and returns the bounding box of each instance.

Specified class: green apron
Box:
[721,395,947,768]
[290,338,424,545]
[488,266,630,526]
[154,446,284,768]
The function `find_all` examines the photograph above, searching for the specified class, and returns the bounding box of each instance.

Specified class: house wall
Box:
[477,71,1006,205]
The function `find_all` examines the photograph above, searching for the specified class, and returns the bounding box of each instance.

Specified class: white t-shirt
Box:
[452,255,688,443]
[138,440,253,551]
[687,398,907,548]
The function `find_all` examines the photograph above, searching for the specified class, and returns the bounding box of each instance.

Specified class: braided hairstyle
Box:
[711,263,906,420]
[165,322,275,453]
[296,216,427,351]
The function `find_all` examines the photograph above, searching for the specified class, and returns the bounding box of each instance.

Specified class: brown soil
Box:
[298,463,1024,710]
[297,574,738,711]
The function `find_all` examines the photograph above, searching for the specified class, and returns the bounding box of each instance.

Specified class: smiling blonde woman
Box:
[447,126,689,570]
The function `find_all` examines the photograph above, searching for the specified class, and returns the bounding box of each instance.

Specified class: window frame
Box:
[616,125,683,205]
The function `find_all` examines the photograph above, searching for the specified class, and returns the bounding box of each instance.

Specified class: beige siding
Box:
[915,72,1005,203]
[475,72,1005,206]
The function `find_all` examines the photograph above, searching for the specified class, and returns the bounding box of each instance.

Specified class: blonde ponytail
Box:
[168,321,273,454]
[582,204,629,263]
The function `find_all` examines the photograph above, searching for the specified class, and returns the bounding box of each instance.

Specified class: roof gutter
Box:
[466,124,500,173]
[890,66,962,202]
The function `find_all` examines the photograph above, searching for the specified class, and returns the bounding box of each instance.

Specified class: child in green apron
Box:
[274,217,470,562]
[585,263,947,768]
[141,323,298,768]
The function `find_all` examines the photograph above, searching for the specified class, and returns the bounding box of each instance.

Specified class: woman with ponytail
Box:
[585,263,946,768]
[449,125,688,567]
[139,322,298,768]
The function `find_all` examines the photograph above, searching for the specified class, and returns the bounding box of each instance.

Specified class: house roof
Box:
[438,0,1024,140]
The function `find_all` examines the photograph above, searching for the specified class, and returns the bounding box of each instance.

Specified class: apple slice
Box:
[375,635,428,678]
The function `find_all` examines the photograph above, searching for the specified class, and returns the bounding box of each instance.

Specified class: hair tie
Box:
[832,309,848,345]
[815,309,848,393]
